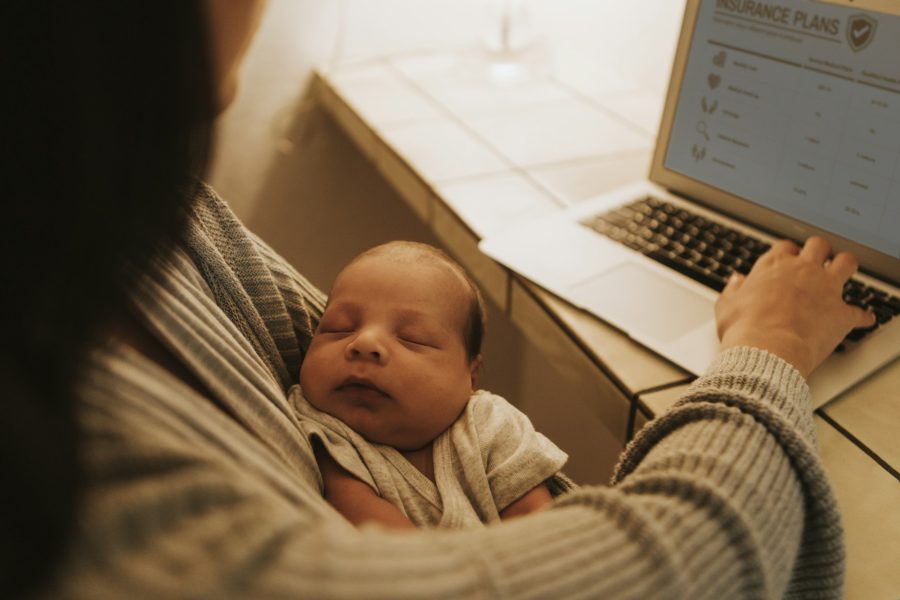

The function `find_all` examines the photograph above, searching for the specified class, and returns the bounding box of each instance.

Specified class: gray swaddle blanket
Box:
[292,389,569,528]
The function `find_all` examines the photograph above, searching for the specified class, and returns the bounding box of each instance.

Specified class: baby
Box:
[292,241,570,529]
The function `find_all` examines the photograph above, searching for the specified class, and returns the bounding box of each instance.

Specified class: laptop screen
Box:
[664,0,900,260]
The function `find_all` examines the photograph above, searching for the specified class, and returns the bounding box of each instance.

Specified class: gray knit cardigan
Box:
[47,185,843,598]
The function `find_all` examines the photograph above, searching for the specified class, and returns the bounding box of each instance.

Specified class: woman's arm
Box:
[314,443,416,530]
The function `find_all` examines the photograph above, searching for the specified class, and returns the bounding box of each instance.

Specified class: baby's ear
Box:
[469,355,483,390]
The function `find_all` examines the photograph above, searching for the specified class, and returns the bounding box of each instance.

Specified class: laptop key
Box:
[872,305,893,324]
[676,210,693,223]
[708,248,727,261]
[888,296,900,315]
[714,265,733,279]
[844,297,867,310]
[647,249,728,292]
[868,297,897,317]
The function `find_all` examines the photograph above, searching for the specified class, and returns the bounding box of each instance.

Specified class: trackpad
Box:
[569,262,714,343]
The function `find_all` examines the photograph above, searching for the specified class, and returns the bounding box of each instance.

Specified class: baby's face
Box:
[299,253,477,451]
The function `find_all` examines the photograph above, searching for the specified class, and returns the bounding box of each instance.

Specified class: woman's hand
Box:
[715,236,876,378]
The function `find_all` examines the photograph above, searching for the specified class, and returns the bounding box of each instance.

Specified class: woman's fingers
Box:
[722,273,744,294]
[770,239,800,256]
[847,304,875,329]
[827,251,859,282]
[716,236,875,377]
[800,239,874,329]
[828,249,876,330]
[800,236,831,265]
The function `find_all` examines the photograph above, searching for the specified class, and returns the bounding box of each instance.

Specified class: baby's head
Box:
[299,241,486,451]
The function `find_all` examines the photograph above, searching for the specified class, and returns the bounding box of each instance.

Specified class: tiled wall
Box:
[210,0,686,220]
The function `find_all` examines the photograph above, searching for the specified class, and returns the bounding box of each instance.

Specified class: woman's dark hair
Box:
[1,3,215,594]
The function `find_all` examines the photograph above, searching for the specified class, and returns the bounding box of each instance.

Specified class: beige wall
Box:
[208,0,489,221]
[209,0,683,221]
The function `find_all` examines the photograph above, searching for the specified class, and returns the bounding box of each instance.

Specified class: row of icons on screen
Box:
[692,50,727,162]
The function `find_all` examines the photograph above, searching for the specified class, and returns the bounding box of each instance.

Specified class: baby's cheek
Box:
[299,359,309,386]
[299,347,323,395]
[418,373,471,413]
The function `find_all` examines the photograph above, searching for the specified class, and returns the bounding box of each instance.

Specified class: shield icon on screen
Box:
[846,15,877,52]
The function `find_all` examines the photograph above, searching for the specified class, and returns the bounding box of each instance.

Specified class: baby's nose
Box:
[345,329,388,362]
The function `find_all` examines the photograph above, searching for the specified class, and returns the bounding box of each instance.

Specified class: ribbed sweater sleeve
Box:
[579,347,842,599]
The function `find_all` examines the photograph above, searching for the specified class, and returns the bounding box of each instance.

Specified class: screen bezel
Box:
[649,0,900,286]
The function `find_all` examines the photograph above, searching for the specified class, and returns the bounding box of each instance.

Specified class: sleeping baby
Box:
[291,241,571,529]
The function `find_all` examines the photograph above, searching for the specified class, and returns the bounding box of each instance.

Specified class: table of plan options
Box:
[678,39,900,249]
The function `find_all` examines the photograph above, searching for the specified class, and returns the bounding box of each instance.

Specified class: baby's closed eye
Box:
[396,328,440,348]
[318,326,353,335]
[317,314,355,335]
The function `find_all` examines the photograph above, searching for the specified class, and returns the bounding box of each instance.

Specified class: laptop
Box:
[480,0,900,408]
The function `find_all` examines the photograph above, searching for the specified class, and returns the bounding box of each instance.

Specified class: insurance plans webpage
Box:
[666,0,900,259]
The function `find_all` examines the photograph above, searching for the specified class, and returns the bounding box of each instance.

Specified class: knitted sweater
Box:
[48,186,844,598]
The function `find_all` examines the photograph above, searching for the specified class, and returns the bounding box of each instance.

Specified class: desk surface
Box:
[313,7,899,596]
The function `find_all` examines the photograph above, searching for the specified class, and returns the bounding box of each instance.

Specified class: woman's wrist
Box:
[720,328,812,378]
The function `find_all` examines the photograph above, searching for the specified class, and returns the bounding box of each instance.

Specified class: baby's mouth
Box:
[337,376,390,399]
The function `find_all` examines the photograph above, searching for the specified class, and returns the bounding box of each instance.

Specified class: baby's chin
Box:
[344,415,436,451]
[358,426,434,452]
[311,403,411,447]
[305,390,458,450]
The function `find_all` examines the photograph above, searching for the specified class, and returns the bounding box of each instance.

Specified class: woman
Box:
[2,1,873,597]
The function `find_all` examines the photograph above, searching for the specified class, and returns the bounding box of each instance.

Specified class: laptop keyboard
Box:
[581,196,900,349]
